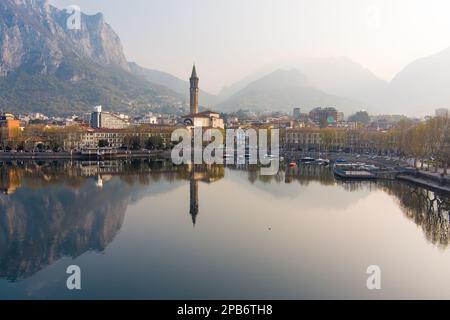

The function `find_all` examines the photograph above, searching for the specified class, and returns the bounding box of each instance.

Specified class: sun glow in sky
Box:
[51,0,450,93]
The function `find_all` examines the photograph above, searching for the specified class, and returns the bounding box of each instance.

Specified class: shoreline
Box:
[283,150,450,194]
[0,150,448,194]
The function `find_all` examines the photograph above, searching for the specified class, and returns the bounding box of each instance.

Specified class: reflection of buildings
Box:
[188,164,224,227]
[0,166,22,195]
[190,176,198,226]
[284,163,335,185]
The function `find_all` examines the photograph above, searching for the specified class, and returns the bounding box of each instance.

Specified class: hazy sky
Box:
[51,0,450,93]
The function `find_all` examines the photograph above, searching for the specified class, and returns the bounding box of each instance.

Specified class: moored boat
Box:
[315,158,330,165]
[333,163,376,179]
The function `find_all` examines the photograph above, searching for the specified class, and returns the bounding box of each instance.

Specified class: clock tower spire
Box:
[189,64,199,114]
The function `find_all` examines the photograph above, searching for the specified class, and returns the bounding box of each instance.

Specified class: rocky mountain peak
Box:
[0,1,183,116]
[0,0,129,77]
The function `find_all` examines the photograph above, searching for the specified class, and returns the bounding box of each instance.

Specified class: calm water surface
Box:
[0,160,449,299]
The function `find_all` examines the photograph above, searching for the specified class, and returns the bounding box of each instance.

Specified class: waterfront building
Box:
[65,124,177,150]
[285,128,348,151]
[0,113,21,142]
[90,106,130,129]
[285,129,322,150]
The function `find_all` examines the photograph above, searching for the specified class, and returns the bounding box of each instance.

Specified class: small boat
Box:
[300,157,315,163]
[363,164,379,171]
[315,158,330,165]
[289,162,297,168]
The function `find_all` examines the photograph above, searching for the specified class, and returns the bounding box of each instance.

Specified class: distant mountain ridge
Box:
[218,69,362,114]
[217,52,450,116]
[388,47,450,116]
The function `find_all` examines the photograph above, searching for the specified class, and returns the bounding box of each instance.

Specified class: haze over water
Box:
[0,161,449,299]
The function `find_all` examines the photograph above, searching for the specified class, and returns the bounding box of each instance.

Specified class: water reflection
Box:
[189,164,224,226]
[381,181,450,249]
[0,160,448,284]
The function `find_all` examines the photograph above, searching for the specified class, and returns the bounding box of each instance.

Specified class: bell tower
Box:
[189,64,199,114]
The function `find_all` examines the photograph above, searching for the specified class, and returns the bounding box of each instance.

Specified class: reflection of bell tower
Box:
[190,172,199,227]
[189,64,199,114]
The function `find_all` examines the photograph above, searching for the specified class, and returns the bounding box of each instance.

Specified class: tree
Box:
[320,128,336,152]
[146,136,163,150]
[98,139,109,148]
[348,111,370,125]
[123,135,142,150]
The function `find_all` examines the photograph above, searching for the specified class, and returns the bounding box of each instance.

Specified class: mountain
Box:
[0,0,184,116]
[294,57,389,109]
[217,58,388,113]
[218,52,450,116]
[218,69,361,114]
[218,66,276,101]
[388,47,450,116]
[128,62,218,107]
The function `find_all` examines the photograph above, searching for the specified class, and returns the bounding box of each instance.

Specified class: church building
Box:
[181,65,224,129]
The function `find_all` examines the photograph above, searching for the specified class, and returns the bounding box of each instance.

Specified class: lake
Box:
[0,160,449,299]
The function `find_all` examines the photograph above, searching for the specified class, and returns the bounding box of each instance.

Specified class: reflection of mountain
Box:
[0,176,134,281]
[0,161,225,280]
[0,160,448,282]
